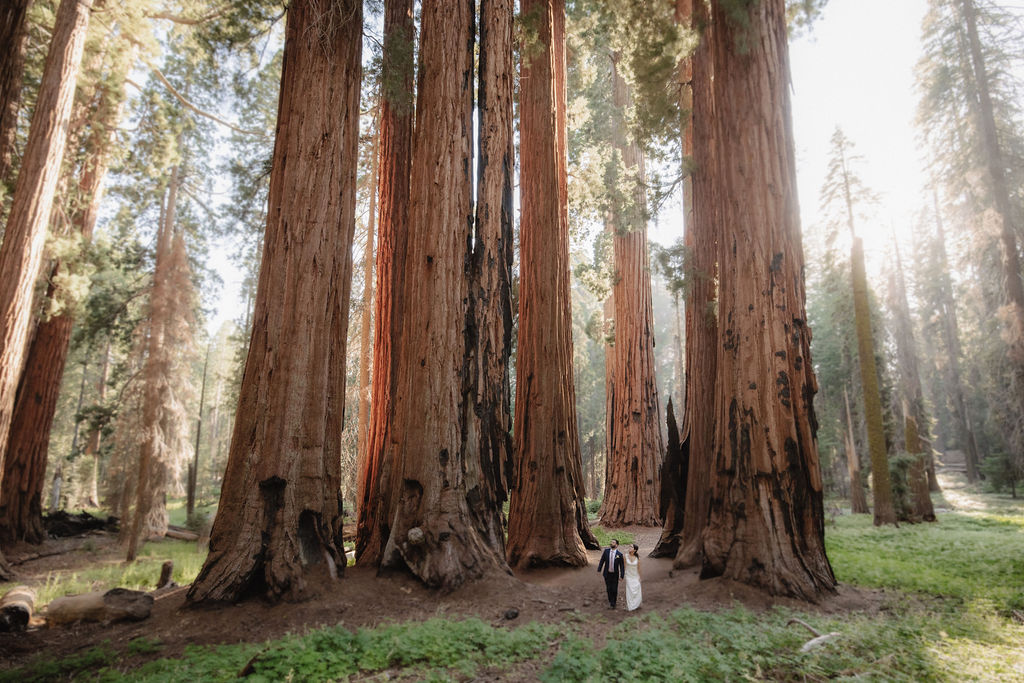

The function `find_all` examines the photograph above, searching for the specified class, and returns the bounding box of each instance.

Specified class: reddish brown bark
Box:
[598,56,664,528]
[904,411,935,523]
[696,0,836,600]
[0,0,91,492]
[187,0,361,602]
[375,0,509,589]
[507,0,596,570]
[356,0,414,566]
[0,68,119,545]
[471,0,514,541]
[0,0,30,188]
[652,398,687,557]
[674,0,716,569]
[125,166,179,562]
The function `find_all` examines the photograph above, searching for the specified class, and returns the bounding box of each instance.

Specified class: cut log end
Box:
[0,585,36,632]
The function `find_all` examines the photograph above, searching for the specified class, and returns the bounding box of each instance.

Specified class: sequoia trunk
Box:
[696,0,836,600]
[0,0,30,187]
[598,57,663,528]
[187,0,361,602]
[376,0,509,589]
[0,0,91,488]
[508,0,596,570]
[356,0,414,565]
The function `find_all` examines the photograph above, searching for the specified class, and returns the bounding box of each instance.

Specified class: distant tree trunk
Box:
[904,410,935,522]
[0,0,30,188]
[508,0,596,570]
[187,344,210,520]
[186,0,361,603]
[354,101,378,509]
[0,0,91,497]
[695,0,836,600]
[960,0,1024,473]
[376,0,509,589]
[674,0,716,570]
[851,237,896,525]
[472,0,515,547]
[82,342,110,508]
[890,246,935,522]
[843,386,869,514]
[126,167,180,562]
[0,278,72,545]
[1,67,120,543]
[930,198,981,482]
[356,0,414,566]
[652,398,687,557]
[673,0,693,418]
[598,55,664,528]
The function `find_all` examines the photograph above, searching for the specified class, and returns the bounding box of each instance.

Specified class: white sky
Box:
[209,0,934,333]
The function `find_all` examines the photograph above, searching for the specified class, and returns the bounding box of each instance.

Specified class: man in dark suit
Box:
[597,538,625,609]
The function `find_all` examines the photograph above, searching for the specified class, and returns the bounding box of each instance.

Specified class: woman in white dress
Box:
[624,543,642,611]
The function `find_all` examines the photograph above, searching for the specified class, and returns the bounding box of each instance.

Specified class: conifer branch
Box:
[145,7,229,26]
[146,65,268,139]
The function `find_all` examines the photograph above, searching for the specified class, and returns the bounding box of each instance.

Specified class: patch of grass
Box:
[825,511,1024,611]
[0,538,207,607]
[0,640,119,683]
[589,525,635,548]
[5,618,557,682]
[166,498,217,528]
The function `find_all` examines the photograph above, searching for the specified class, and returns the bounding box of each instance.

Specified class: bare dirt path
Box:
[0,524,879,673]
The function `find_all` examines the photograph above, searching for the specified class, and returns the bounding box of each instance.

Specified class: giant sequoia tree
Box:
[356,0,414,566]
[187,0,361,603]
[597,55,664,528]
[0,0,31,190]
[694,0,835,600]
[508,0,596,569]
[369,0,511,590]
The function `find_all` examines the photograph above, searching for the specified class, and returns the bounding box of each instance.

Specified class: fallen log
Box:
[46,588,154,626]
[164,527,199,542]
[787,617,842,652]
[0,585,35,632]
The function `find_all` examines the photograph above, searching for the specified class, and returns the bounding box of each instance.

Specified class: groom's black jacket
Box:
[597,548,624,578]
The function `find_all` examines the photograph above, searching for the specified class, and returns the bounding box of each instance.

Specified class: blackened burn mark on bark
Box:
[260,476,286,522]
[297,510,322,566]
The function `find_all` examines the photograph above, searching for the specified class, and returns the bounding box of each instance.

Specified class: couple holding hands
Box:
[597,538,642,611]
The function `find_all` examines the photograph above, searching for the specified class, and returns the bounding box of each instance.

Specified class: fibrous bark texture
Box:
[674,0,716,569]
[377,0,509,590]
[356,0,414,566]
[652,398,688,557]
[187,0,361,603]
[0,0,91,494]
[598,57,664,528]
[0,0,30,188]
[851,237,896,526]
[695,0,836,601]
[508,0,596,570]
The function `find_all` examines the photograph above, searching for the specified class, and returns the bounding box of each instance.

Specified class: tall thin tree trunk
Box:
[187,343,210,520]
[0,0,31,189]
[187,0,361,604]
[930,196,981,482]
[82,341,110,508]
[890,244,935,522]
[960,0,1024,473]
[126,166,179,562]
[674,0,716,569]
[695,0,836,600]
[0,0,90,577]
[508,0,596,570]
[851,237,896,525]
[599,56,664,528]
[0,0,91,490]
[356,0,414,566]
[472,0,515,547]
[843,386,869,513]
[354,101,379,512]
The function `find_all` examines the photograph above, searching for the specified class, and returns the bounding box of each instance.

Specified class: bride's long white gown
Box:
[624,555,642,611]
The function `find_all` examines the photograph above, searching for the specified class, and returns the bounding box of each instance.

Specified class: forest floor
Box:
[1,469,1022,681]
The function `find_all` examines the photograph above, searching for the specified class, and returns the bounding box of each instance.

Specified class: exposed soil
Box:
[0,525,885,676]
